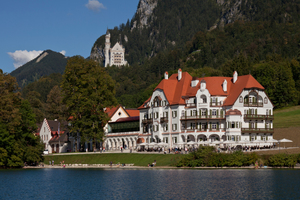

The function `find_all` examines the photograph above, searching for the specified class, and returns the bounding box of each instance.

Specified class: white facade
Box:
[39,118,69,153]
[104,31,128,67]
[138,70,274,148]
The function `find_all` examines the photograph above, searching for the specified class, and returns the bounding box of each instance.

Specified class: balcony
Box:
[181,115,225,120]
[244,114,274,120]
[142,119,153,124]
[186,103,196,108]
[210,101,223,107]
[181,128,225,132]
[244,102,263,107]
[241,128,274,134]
[160,117,168,123]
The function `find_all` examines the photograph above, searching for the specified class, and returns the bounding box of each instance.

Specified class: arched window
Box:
[200,95,207,103]
[264,97,268,104]
[239,96,243,103]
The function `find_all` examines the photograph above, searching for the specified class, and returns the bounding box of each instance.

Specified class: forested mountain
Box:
[90,0,300,65]
[14,0,300,111]
[10,50,68,87]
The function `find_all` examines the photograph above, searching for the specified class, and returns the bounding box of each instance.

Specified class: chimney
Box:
[164,71,168,80]
[178,68,182,81]
[233,71,238,83]
[223,79,227,92]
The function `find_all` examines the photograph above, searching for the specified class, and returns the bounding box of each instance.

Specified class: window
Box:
[266,109,269,115]
[212,109,217,116]
[201,123,207,130]
[154,112,158,119]
[173,137,178,144]
[164,124,168,131]
[163,137,168,143]
[193,110,196,116]
[181,110,185,117]
[212,97,216,103]
[212,123,217,130]
[181,123,185,130]
[172,124,177,131]
[191,123,196,130]
[150,113,152,119]
[231,122,235,128]
[239,96,243,103]
[201,95,207,103]
[264,97,268,104]
[44,127,46,132]
[201,109,206,116]
[172,111,177,118]
[250,122,255,129]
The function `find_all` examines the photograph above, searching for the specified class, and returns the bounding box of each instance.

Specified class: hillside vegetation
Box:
[10,50,68,88]
[274,106,300,128]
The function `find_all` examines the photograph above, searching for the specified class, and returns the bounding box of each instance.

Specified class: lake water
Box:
[0,168,300,199]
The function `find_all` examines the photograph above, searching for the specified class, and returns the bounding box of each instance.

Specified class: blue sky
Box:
[0,0,140,73]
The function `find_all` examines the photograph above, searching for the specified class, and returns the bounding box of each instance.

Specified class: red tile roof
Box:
[139,71,265,108]
[105,105,121,118]
[125,109,140,117]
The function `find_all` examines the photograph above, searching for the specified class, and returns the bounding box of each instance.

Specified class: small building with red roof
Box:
[38,118,69,153]
[103,105,140,150]
[138,69,274,147]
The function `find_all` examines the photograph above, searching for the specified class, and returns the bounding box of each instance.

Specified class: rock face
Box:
[133,0,158,29]
[90,45,104,64]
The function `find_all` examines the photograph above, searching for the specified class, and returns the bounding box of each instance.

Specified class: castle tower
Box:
[104,30,111,67]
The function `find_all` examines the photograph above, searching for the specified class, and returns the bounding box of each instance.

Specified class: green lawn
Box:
[43,153,184,167]
[274,106,300,128]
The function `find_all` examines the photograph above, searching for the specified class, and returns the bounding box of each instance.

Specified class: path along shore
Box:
[24,164,300,170]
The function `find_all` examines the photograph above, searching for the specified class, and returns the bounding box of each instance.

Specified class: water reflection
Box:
[0,169,300,199]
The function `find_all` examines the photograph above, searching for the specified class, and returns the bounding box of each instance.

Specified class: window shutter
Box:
[236,122,238,128]
[190,110,192,116]
[240,122,242,128]
[210,110,212,117]
[249,122,251,129]
[249,136,251,141]
[234,136,236,141]
[217,110,219,117]
[266,136,268,140]
[255,122,257,129]
[269,110,271,115]
[261,136,263,140]
[255,109,257,115]
[217,122,219,130]
[209,122,212,130]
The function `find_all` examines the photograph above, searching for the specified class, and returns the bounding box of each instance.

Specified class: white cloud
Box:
[7,50,43,69]
[60,50,66,56]
[85,0,106,12]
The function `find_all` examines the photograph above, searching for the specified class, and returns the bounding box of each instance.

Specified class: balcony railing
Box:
[142,119,153,124]
[244,114,274,120]
[241,128,274,133]
[210,101,223,107]
[160,117,168,123]
[181,115,225,120]
[181,128,225,132]
[244,102,263,107]
[186,103,196,108]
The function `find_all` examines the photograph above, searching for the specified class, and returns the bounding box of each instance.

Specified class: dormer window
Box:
[239,96,243,103]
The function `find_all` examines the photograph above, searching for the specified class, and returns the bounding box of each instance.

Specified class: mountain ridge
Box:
[10,50,68,87]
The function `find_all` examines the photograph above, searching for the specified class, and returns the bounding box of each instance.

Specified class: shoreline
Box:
[24,164,300,170]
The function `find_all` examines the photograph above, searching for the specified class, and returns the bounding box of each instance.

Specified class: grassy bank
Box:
[272,106,300,153]
[44,153,183,166]
[274,105,300,128]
